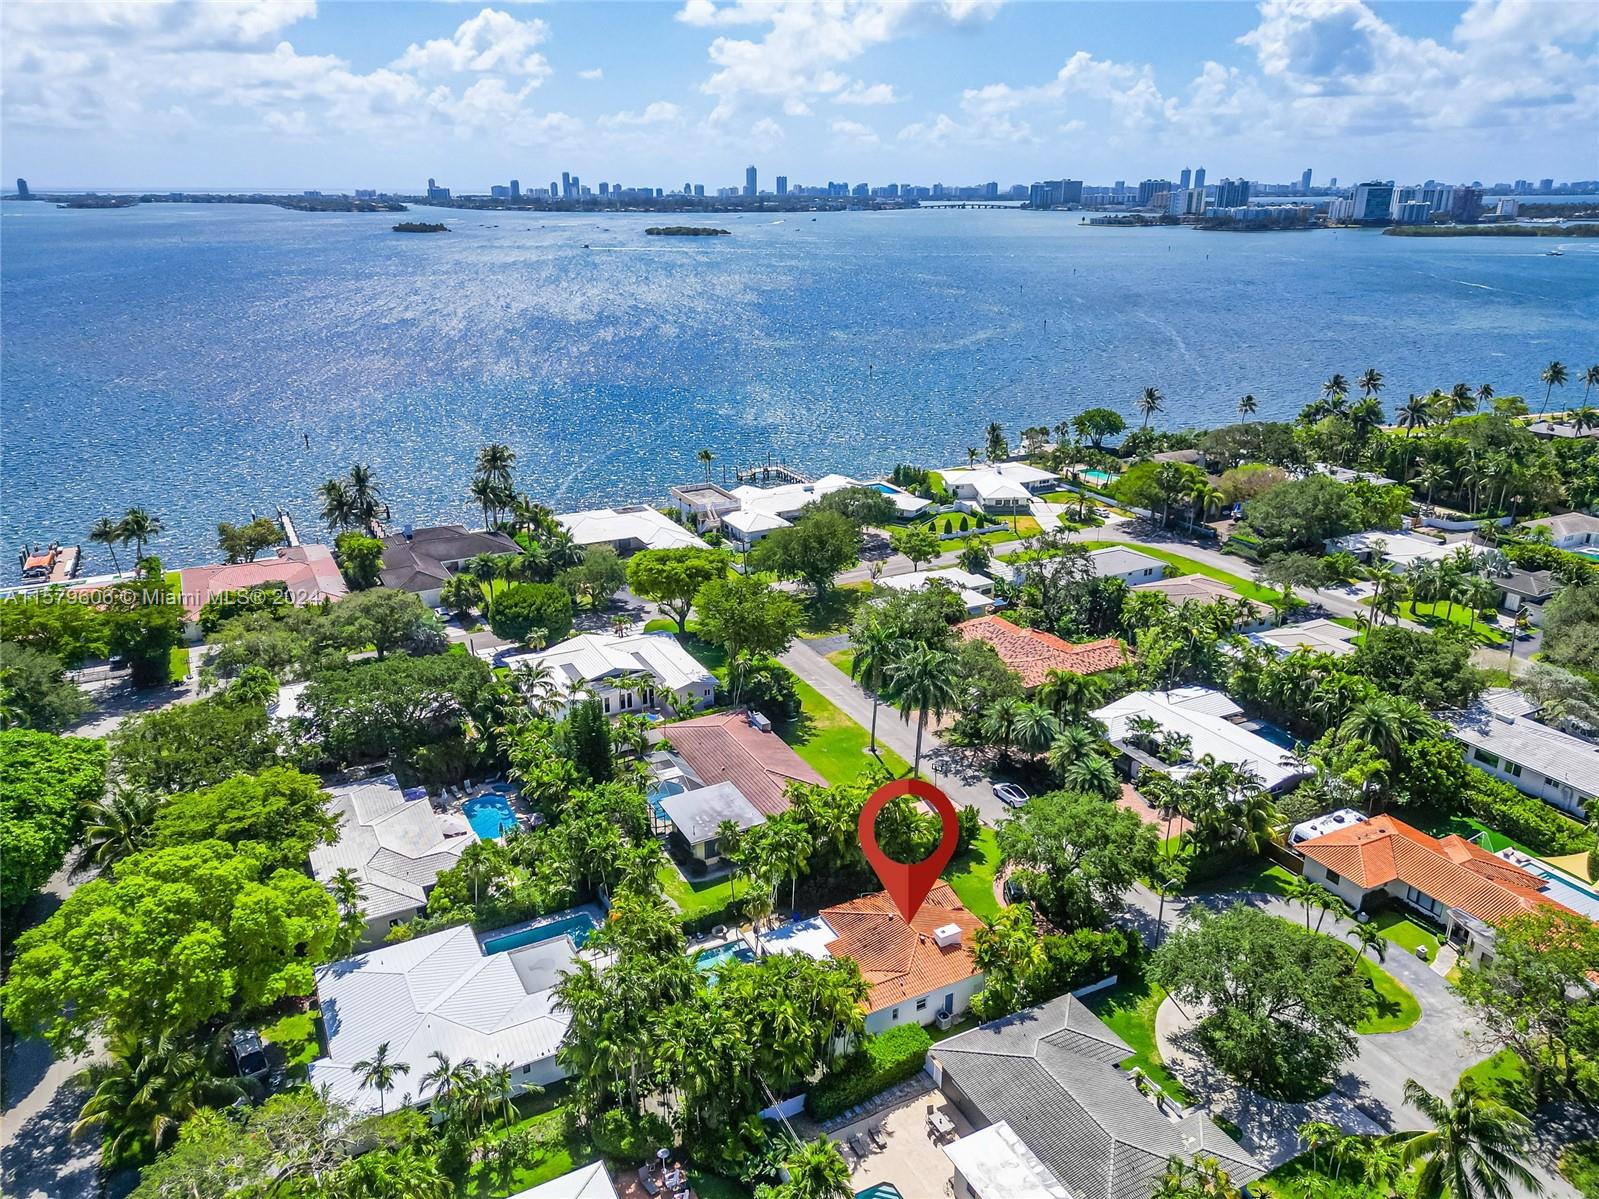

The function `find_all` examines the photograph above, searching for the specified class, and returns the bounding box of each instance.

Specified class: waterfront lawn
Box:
[1081,971,1191,1106]
[1078,540,1284,606]
[1353,955,1422,1034]
[943,827,1002,920]
[777,675,910,784]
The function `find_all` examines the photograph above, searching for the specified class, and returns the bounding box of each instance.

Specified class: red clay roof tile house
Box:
[654,710,825,818]
[178,544,347,624]
[955,615,1125,689]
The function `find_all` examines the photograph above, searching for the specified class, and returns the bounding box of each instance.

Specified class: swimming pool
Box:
[647,777,686,821]
[482,910,600,954]
[694,942,756,977]
[1528,866,1599,921]
[871,482,900,494]
[462,790,520,840]
[1080,469,1118,488]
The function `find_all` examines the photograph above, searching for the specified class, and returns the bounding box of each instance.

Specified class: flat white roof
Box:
[942,462,1058,488]
[730,473,861,519]
[755,914,836,961]
[1087,546,1164,577]
[659,781,766,843]
[1330,529,1455,567]
[506,1162,617,1199]
[1094,687,1307,792]
[944,1122,1071,1199]
[557,506,707,551]
[1248,618,1360,658]
[497,631,714,697]
[876,568,996,613]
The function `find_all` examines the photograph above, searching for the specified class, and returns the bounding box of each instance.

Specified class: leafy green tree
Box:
[971,903,1046,1020]
[1072,407,1126,450]
[198,582,291,634]
[889,524,941,571]
[4,839,338,1054]
[625,547,729,633]
[148,767,336,870]
[1241,475,1362,552]
[1540,583,1599,674]
[564,697,615,782]
[215,517,284,564]
[807,486,897,527]
[106,565,186,687]
[749,508,862,595]
[0,642,91,730]
[1392,1077,1541,1199]
[997,790,1157,930]
[0,593,114,666]
[73,1032,244,1164]
[334,531,385,590]
[1349,625,1483,710]
[694,573,803,661]
[109,676,281,794]
[0,730,106,910]
[331,588,448,659]
[487,581,573,645]
[558,546,627,611]
[1260,551,1326,605]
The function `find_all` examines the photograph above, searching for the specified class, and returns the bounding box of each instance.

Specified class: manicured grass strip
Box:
[168,646,190,683]
[1081,975,1191,1106]
[1368,909,1442,957]
[944,827,1002,920]
[1182,855,1299,899]
[778,675,910,784]
[657,862,736,919]
[463,1099,592,1198]
[1393,600,1507,645]
[1353,955,1421,1034]
[825,648,856,676]
[1077,540,1284,605]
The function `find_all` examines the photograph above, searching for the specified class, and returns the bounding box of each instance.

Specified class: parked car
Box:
[993,782,1029,808]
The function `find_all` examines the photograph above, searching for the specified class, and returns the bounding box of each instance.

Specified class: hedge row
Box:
[805,1023,933,1121]
[1464,773,1594,858]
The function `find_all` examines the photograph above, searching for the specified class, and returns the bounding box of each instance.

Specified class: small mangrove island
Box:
[393,222,449,234]
[645,225,730,236]
[1385,222,1599,237]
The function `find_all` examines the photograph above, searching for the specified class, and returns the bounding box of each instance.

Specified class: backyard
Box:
[1391,599,1507,646]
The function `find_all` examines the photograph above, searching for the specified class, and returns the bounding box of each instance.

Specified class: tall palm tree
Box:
[117,507,163,560]
[1346,920,1387,966]
[1137,386,1165,429]
[1237,393,1258,421]
[319,479,355,532]
[850,625,903,756]
[87,516,126,575]
[1571,405,1599,436]
[353,1042,410,1115]
[75,788,160,874]
[1583,364,1599,407]
[1036,669,1105,723]
[72,1034,243,1160]
[1391,1077,1541,1199]
[779,1137,853,1199]
[887,644,959,776]
[1451,381,1475,414]
[980,696,1023,765]
[696,447,714,481]
[966,446,980,466]
[1358,367,1384,398]
[1323,373,1350,403]
[1397,394,1433,437]
[475,443,516,489]
[1538,360,1568,416]
[345,464,382,528]
[985,421,1007,462]
[1062,753,1119,800]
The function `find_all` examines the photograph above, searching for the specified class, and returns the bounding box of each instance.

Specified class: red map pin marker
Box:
[858,778,961,924]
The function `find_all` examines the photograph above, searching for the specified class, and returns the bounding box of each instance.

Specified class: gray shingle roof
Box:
[933,993,1262,1199]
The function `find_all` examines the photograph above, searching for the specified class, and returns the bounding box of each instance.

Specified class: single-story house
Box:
[495,631,715,719]
[654,710,826,817]
[179,543,348,624]
[1440,688,1598,820]
[1493,568,1560,622]
[378,525,520,608]
[1086,546,1165,585]
[556,505,707,554]
[956,615,1126,687]
[309,914,597,1112]
[1093,686,1310,793]
[1327,529,1456,573]
[1132,574,1272,629]
[1527,420,1599,441]
[729,473,863,522]
[308,774,476,948]
[1525,511,1599,549]
[876,567,999,616]
[940,463,1059,514]
[930,993,1263,1199]
[1247,618,1361,658]
[657,781,765,864]
[506,1162,617,1199]
[821,883,985,1034]
[1296,814,1580,964]
[674,473,922,549]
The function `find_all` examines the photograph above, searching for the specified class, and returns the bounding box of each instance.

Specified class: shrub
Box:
[1463,774,1594,857]
[488,582,573,645]
[1033,927,1140,998]
[959,515,971,532]
[591,1108,674,1165]
[806,1024,932,1120]
[956,804,982,851]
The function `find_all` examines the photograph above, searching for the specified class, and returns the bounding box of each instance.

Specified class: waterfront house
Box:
[876,567,999,616]
[820,883,985,1034]
[1440,688,1598,820]
[668,481,741,530]
[657,780,766,865]
[955,615,1126,688]
[1295,814,1582,964]
[1525,511,1599,549]
[309,914,599,1113]
[929,993,1262,1199]
[653,710,825,818]
[1086,545,1165,585]
[939,463,1058,515]
[556,505,707,554]
[1092,686,1309,793]
[308,774,475,948]
[179,543,348,624]
[718,507,792,550]
[378,525,520,608]
[1247,618,1361,657]
[495,631,715,719]
[1132,574,1272,629]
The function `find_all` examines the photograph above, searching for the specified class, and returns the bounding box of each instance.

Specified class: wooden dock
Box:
[48,545,79,583]
[731,462,812,486]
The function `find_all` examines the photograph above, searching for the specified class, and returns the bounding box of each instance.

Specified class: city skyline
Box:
[3,0,1596,191]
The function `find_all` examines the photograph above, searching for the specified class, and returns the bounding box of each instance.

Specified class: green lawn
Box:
[1081,973,1191,1106]
[943,827,1002,920]
[169,645,190,683]
[1077,540,1285,606]
[1369,909,1442,958]
[1393,600,1507,646]
[1353,955,1422,1034]
[825,647,856,677]
[1460,1048,1536,1113]
[1183,855,1299,899]
[463,1102,592,1198]
[799,583,869,638]
[777,675,910,784]
[658,862,737,920]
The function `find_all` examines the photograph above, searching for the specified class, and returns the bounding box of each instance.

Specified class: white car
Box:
[993,782,1029,808]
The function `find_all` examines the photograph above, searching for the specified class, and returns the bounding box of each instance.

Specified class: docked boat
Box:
[18,542,80,582]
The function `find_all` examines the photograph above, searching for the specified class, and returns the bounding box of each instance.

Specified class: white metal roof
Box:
[1330,529,1455,568]
[309,776,476,921]
[1442,690,1599,796]
[943,1123,1071,1199]
[658,781,766,843]
[499,631,714,697]
[942,462,1058,488]
[1094,688,1306,791]
[721,507,792,536]
[557,506,707,551]
[310,918,592,1113]
[506,1162,618,1199]
[729,473,861,519]
[1086,546,1163,578]
[876,568,997,613]
[1248,619,1360,658]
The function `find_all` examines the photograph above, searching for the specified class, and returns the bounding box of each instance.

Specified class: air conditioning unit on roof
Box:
[933,923,962,949]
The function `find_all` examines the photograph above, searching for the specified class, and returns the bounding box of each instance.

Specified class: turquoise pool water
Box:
[694,942,756,974]
[482,911,600,954]
[462,791,519,840]
[1081,469,1117,487]
[647,777,686,821]
[872,482,899,494]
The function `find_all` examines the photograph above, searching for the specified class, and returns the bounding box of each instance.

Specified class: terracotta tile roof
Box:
[178,544,348,620]
[821,883,984,1013]
[955,616,1126,688]
[1297,815,1575,926]
[658,711,825,818]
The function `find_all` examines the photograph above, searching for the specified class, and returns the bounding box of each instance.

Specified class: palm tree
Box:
[1390,1077,1541,1199]
[1137,386,1165,429]
[1358,367,1384,398]
[72,1034,243,1160]
[1346,920,1387,966]
[697,447,715,481]
[353,1041,410,1115]
[1323,373,1350,403]
[1152,1154,1244,1199]
[1583,364,1599,407]
[887,644,959,776]
[345,464,381,528]
[420,1050,479,1121]
[779,1137,853,1199]
[980,696,1023,765]
[850,624,903,756]
[1283,873,1325,929]
[1062,753,1119,800]
[88,516,126,575]
[1036,668,1105,723]
[1451,381,1475,414]
[985,421,1007,462]
[1538,360,1568,416]
[1476,382,1495,406]
[966,446,980,466]
[475,442,516,489]
[1045,724,1099,776]
[117,507,163,560]
[75,788,160,874]
[1418,462,1448,506]
[1237,394,1258,421]
[319,478,355,532]
[1398,394,1433,437]
[1572,405,1599,436]
[1010,702,1060,759]
[469,475,501,529]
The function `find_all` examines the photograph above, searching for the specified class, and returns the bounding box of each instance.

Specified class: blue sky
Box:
[2,0,1595,192]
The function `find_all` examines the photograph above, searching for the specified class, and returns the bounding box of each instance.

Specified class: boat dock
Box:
[16,542,80,584]
[277,507,302,547]
[731,461,812,486]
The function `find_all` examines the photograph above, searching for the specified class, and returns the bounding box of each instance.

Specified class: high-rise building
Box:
[983,181,999,199]
[1348,181,1396,223]
[571,175,580,196]
[598,182,609,197]
[1450,186,1483,224]
[490,185,510,199]
[1301,168,1312,194]
[745,165,757,197]
[15,178,29,198]
[1137,178,1174,205]
[1179,167,1192,191]
[426,177,450,201]
[1193,167,1206,190]
[693,184,705,197]
[549,181,559,198]
[1214,177,1250,208]
[510,179,520,200]
[1539,178,1554,192]
[561,171,571,199]
[776,175,788,197]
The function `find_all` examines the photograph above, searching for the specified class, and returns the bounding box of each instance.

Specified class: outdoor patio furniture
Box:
[637,1167,659,1196]
[868,1123,888,1150]
[927,1110,955,1139]
[849,1132,871,1158]
[841,1146,859,1174]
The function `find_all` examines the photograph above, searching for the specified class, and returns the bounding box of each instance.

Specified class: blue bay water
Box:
[2,202,1595,574]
